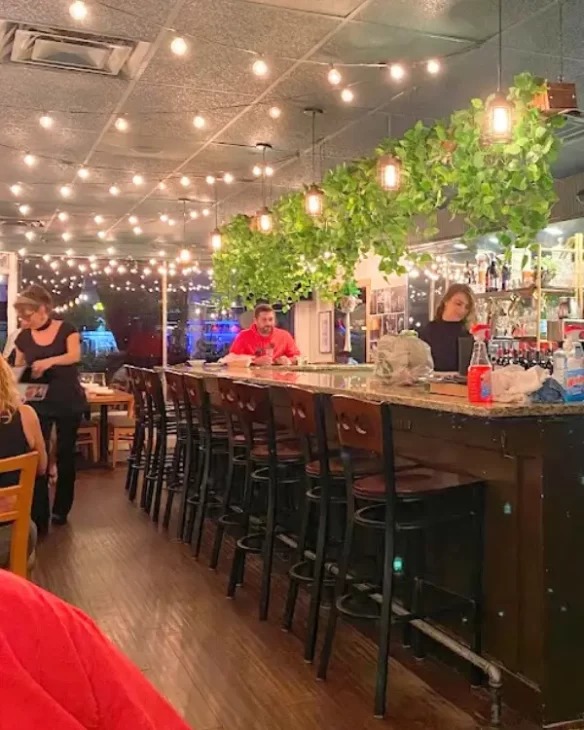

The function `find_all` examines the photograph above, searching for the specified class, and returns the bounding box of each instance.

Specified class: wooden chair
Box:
[108,414,135,467]
[76,422,99,463]
[0,452,39,577]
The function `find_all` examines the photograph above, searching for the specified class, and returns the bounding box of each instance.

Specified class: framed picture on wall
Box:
[319,310,332,354]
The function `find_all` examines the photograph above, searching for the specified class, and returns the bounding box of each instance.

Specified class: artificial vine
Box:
[213,72,563,310]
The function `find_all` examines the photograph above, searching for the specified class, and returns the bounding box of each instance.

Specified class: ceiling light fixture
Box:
[168,218,176,226]
[252,57,269,77]
[60,185,72,198]
[62,232,72,242]
[328,66,342,86]
[206,175,216,185]
[252,165,262,177]
[170,36,188,56]
[23,153,36,167]
[128,215,138,225]
[97,231,106,239]
[180,175,191,187]
[268,106,282,119]
[340,87,354,103]
[209,182,222,250]
[39,114,54,129]
[304,108,324,218]
[107,247,116,255]
[223,172,234,184]
[377,154,402,192]
[426,59,441,75]
[389,63,406,81]
[160,214,168,222]
[58,211,69,222]
[65,248,75,256]
[114,117,129,132]
[94,215,104,224]
[193,114,206,129]
[189,210,199,219]
[133,226,142,235]
[132,174,144,186]
[9,184,22,196]
[109,185,120,196]
[77,167,90,179]
[484,0,514,144]
[202,208,210,217]
[69,1,88,21]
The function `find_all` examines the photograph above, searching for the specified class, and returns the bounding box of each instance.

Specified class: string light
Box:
[180,175,191,187]
[18,204,31,215]
[193,114,206,129]
[62,232,72,242]
[133,226,142,235]
[114,117,129,132]
[189,210,199,219]
[206,175,216,185]
[389,63,406,81]
[340,88,354,103]
[168,218,176,226]
[252,165,262,177]
[25,231,36,241]
[18,248,26,256]
[69,1,88,20]
[58,211,69,222]
[94,214,104,224]
[265,165,274,177]
[223,172,234,184]
[328,66,342,86]
[202,208,210,217]
[39,114,54,129]
[170,36,188,55]
[179,249,191,263]
[10,184,22,196]
[107,247,116,255]
[268,106,282,119]
[65,248,75,256]
[60,185,72,198]
[157,180,167,190]
[160,214,168,222]
[97,231,106,239]
[132,174,144,186]
[23,153,36,167]
[252,57,269,77]
[128,215,139,225]
[109,184,120,196]
[427,59,441,75]
[77,167,90,179]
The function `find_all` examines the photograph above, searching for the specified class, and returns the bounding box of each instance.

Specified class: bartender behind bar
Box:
[419,284,474,372]
[229,303,301,366]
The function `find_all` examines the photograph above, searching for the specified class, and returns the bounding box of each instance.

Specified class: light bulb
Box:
[328,66,342,86]
[210,228,222,250]
[340,88,354,103]
[223,172,234,184]
[485,92,514,143]
[65,248,75,256]
[179,249,191,263]
[257,207,273,233]
[265,165,274,177]
[113,117,128,133]
[252,165,262,177]
[305,184,324,217]
[389,63,406,81]
[158,250,166,258]
[39,114,54,129]
[170,36,187,56]
[189,210,199,219]
[268,106,282,119]
[426,58,441,75]
[109,259,117,267]
[168,218,176,226]
[18,204,31,215]
[377,154,402,192]
[128,215,138,225]
[193,114,206,129]
[69,1,88,20]
[252,57,269,77]
[180,175,191,187]
[77,167,90,179]
[206,175,216,185]
[107,247,116,255]
[109,184,120,196]
[160,214,168,222]
[133,226,142,235]
[10,184,22,196]
[132,174,144,186]
[60,185,72,198]
[58,211,69,222]
[157,180,167,191]
[202,208,210,217]
[62,232,72,242]
[18,248,26,256]
[98,231,106,239]
[93,214,104,224]
[104,266,112,275]
[25,231,36,241]
[24,153,36,167]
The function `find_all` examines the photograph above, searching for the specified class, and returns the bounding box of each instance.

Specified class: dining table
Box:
[85,389,134,466]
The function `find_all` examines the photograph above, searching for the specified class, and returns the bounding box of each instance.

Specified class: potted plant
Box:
[337,279,362,313]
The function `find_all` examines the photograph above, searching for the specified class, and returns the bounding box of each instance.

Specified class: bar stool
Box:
[317,395,485,719]
[227,382,304,620]
[163,370,190,530]
[124,366,144,500]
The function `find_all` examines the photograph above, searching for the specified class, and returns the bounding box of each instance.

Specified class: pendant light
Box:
[377,154,402,192]
[484,0,514,144]
[304,108,324,218]
[254,143,273,233]
[210,183,222,250]
[178,198,191,263]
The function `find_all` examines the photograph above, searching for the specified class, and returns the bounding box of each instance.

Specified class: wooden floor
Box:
[34,469,502,730]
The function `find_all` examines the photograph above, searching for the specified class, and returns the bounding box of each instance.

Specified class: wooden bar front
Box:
[193,366,584,728]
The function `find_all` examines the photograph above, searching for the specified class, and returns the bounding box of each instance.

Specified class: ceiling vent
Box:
[0,20,150,78]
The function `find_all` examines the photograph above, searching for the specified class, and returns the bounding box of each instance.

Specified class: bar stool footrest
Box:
[236,532,264,554]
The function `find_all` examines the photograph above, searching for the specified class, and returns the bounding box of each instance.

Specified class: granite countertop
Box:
[182,365,584,418]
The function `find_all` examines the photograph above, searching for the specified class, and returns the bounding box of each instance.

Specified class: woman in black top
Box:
[13,285,87,527]
[419,284,475,372]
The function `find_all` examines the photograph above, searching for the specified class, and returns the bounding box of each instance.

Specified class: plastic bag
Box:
[373,331,434,385]
[491,365,548,403]
[218,353,253,367]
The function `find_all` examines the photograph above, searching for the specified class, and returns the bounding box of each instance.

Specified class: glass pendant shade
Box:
[304,184,324,218]
[210,228,222,250]
[256,206,273,233]
[484,92,514,143]
[377,154,402,191]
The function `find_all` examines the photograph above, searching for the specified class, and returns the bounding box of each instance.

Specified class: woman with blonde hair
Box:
[0,355,47,564]
[419,283,475,372]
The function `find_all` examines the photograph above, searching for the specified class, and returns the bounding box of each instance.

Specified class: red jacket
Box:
[0,571,191,730]
[229,324,300,360]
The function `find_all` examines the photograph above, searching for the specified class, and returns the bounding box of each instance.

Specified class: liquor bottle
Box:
[487,258,499,291]
[501,263,510,291]
[465,261,473,286]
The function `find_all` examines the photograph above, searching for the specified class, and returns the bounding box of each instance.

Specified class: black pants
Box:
[39,413,82,521]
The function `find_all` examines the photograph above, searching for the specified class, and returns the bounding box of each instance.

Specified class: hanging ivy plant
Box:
[213,72,563,308]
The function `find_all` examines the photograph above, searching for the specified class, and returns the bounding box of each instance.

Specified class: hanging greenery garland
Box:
[213,72,563,310]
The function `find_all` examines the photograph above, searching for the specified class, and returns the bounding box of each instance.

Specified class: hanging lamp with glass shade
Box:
[178,198,192,262]
[210,184,222,250]
[254,143,273,233]
[304,108,324,217]
[483,0,514,144]
[377,154,402,192]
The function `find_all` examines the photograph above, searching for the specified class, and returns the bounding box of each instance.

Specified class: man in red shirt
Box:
[230,304,300,366]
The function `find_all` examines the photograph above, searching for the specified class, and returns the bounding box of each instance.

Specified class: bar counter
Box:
[191,365,584,728]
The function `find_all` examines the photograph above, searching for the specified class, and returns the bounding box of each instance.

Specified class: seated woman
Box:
[419,284,475,372]
[0,356,47,567]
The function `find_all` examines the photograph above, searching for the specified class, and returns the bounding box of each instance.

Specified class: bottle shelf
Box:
[474,285,576,300]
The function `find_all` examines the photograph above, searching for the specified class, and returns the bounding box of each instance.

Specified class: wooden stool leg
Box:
[111,430,119,467]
